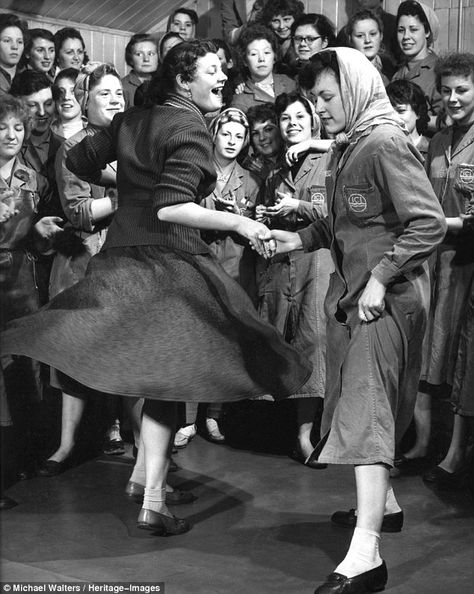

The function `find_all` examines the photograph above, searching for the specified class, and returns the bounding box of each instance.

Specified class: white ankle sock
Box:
[143,487,166,513]
[335,527,382,578]
[384,486,402,515]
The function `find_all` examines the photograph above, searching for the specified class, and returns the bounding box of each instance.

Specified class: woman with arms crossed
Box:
[270,48,446,593]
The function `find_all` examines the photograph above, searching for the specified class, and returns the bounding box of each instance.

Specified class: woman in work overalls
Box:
[269,48,446,594]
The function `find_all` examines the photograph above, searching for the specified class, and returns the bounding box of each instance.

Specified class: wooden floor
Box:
[1,434,474,594]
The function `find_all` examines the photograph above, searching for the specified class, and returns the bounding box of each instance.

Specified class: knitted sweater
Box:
[66,95,217,254]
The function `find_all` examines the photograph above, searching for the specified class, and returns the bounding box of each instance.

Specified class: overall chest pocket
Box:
[342,183,379,226]
[453,163,474,213]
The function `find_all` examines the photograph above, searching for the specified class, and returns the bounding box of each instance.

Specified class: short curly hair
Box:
[261,0,305,24]
[236,24,280,77]
[435,52,474,92]
[147,39,218,105]
[0,94,32,140]
[246,102,278,128]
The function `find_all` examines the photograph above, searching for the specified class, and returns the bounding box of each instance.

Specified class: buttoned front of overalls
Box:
[257,152,333,398]
[422,124,474,385]
[0,159,41,325]
[313,124,445,465]
[202,162,260,300]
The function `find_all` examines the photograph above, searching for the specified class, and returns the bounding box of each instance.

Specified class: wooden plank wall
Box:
[5,0,474,78]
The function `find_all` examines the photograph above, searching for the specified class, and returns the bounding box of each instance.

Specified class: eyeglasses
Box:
[293,35,321,45]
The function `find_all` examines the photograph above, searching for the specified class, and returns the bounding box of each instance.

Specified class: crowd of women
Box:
[0,1,473,592]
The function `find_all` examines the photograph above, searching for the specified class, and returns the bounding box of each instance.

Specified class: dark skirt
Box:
[0,245,311,402]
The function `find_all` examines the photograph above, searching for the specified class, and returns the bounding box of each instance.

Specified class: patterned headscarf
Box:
[209,107,249,146]
[327,47,405,145]
[74,72,91,112]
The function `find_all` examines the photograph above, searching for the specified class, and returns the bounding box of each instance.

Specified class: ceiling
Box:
[2,0,185,33]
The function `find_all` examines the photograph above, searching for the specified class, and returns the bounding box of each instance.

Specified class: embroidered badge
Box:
[347,193,367,212]
[459,165,474,185]
[311,191,325,205]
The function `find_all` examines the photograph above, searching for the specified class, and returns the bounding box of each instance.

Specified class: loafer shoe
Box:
[36,459,66,477]
[173,424,197,449]
[125,481,197,505]
[290,448,327,469]
[314,561,387,594]
[137,508,191,535]
[103,438,126,456]
[205,418,225,443]
[422,465,466,490]
[331,508,403,533]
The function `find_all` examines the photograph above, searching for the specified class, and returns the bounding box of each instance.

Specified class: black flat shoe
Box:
[0,495,18,510]
[125,481,197,505]
[290,448,328,469]
[422,465,466,490]
[36,459,66,477]
[137,508,191,535]
[393,454,428,474]
[314,561,387,594]
[103,438,125,456]
[331,508,403,533]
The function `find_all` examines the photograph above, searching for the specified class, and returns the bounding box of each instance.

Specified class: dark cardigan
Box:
[66,95,217,254]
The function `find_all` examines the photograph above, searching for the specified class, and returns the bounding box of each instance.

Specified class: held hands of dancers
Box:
[358,275,386,323]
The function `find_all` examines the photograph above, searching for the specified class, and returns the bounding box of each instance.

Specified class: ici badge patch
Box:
[348,193,367,212]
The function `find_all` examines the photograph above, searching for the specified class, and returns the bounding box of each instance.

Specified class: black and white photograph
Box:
[0,1,473,593]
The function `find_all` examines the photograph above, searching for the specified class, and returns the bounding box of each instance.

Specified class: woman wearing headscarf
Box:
[270,48,446,593]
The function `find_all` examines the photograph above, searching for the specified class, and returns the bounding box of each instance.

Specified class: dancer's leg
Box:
[48,393,86,463]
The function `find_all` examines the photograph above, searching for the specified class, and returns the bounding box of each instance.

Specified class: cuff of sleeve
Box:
[371,258,401,286]
[298,226,315,252]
